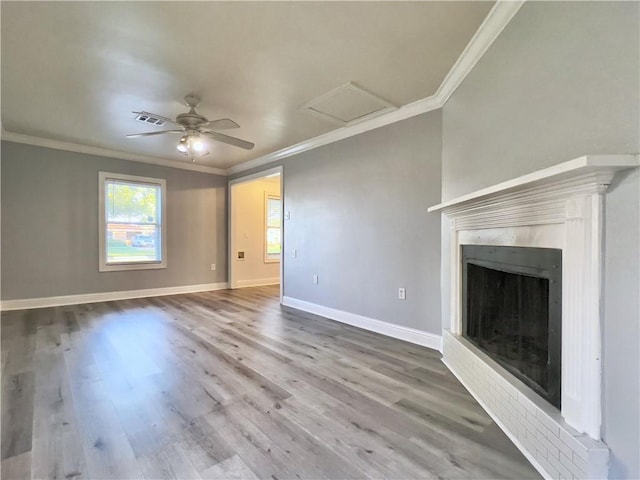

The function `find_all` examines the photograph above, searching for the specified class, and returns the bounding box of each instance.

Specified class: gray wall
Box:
[441,2,640,478]
[282,112,442,333]
[442,1,639,201]
[1,141,227,300]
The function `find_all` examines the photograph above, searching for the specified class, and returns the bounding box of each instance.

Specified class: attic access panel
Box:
[300,82,397,126]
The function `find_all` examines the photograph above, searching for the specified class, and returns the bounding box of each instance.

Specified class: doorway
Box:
[228,166,283,300]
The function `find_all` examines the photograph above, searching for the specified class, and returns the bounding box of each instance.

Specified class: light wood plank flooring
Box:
[1,285,540,479]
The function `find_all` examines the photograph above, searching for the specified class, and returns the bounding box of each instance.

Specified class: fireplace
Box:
[461,245,562,408]
[428,156,639,479]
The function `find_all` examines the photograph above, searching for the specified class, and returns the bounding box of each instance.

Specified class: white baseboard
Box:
[0,282,229,311]
[281,296,442,352]
[233,277,280,288]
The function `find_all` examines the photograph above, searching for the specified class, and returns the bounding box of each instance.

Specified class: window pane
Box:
[106,181,159,224]
[265,195,281,261]
[267,198,281,228]
[266,227,281,255]
[107,224,160,263]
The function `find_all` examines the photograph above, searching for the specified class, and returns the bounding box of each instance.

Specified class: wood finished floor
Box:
[1,285,540,480]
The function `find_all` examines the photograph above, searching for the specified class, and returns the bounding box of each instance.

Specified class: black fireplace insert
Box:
[462,245,562,408]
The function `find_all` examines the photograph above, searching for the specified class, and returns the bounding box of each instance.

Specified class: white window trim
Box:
[99,171,167,272]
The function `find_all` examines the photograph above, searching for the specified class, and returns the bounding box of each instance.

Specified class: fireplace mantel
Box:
[429,154,638,479]
[428,154,639,215]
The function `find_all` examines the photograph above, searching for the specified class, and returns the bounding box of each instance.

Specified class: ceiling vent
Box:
[134,111,166,127]
[299,82,397,126]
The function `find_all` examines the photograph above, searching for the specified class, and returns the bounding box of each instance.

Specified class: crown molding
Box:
[435,0,524,105]
[226,0,525,176]
[225,94,442,176]
[1,130,227,176]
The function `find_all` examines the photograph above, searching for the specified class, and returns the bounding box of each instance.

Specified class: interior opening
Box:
[229,169,282,295]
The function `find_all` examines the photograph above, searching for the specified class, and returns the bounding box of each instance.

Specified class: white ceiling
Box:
[1,1,494,171]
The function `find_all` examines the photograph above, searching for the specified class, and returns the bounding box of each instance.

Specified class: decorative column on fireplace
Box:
[428,155,639,479]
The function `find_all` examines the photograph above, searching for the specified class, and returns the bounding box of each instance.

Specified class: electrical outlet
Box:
[285,211,291,220]
[313,274,318,285]
[398,287,406,300]
[210,264,216,271]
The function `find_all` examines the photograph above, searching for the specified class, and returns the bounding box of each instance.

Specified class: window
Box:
[264,194,281,262]
[99,172,166,271]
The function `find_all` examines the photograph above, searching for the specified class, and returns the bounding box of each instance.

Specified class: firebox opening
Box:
[462,245,562,409]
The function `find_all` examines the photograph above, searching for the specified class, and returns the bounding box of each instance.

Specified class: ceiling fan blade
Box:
[126,129,184,138]
[133,111,180,126]
[198,118,240,130]
[203,131,255,150]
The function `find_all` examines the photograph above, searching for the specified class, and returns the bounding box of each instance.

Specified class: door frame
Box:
[228,165,284,302]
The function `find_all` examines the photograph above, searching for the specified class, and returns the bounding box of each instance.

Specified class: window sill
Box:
[99,261,167,272]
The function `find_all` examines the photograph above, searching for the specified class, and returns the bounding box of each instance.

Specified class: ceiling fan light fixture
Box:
[176,136,189,153]
[177,133,206,156]
[192,138,205,152]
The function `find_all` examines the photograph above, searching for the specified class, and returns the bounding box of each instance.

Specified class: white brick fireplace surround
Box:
[428,155,640,480]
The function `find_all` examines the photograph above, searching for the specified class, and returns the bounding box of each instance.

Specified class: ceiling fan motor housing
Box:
[176,112,207,128]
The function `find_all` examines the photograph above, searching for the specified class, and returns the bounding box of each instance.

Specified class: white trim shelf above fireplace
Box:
[428,155,639,214]
[429,154,639,480]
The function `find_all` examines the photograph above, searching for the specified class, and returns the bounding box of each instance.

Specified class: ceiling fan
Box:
[126,94,254,161]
